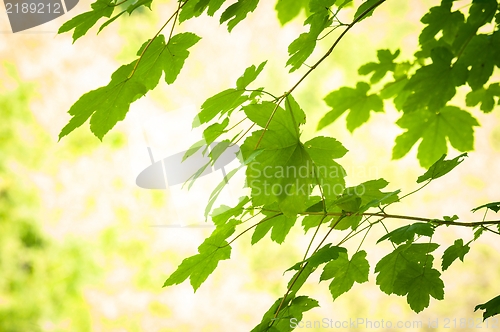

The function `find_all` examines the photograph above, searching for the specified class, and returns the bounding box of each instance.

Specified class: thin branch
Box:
[271,215,346,325]
[285,0,386,97]
[260,208,500,228]
[256,0,386,152]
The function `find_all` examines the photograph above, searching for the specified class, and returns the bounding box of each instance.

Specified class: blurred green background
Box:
[1,0,500,331]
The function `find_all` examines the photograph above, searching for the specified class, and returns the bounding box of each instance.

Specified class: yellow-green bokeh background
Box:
[1,0,500,331]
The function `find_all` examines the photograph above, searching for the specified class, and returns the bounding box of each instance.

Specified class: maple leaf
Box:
[163,218,239,291]
[457,32,500,90]
[402,47,467,113]
[59,33,201,140]
[377,222,435,245]
[318,82,384,132]
[195,61,266,126]
[275,0,309,25]
[393,264,444,313]
[320,250,369,300]
[418,1,464,49]
[393,106,479,167]
[466,83,500,113]
[220,0,259,32]
[475,295,500,321]
[58,0,115,42]
[358,49,400,83]
[287,5,333,72]
[442,239,470,271]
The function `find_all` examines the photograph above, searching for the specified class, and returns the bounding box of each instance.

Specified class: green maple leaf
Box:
[241,97,311,217]
[195,61,266,126]
[287,244,346,271]
[236,61,267,90]
[377,222,435,245]
[220,0,259,32]
[163,218,239,291]
[335,179,399,230]
[375,243,439,295]
[318,82,384,132]
[274,0,309,25]
[309,0,337,12]
[475,295,500,321]
[98,0,153,33]
[196,89,248,126]
[442,239,470,271]
[393,106,479,167]
[466,83,500,113]
[354,0,383,22]
[472,201,500,214]
[211,196,250,225]
[418,1,464,50]
[403,47,466,113]
[301,197,338,231]
[203,118,229,145]
[458,33,500,90]
[344,178,399,208]
[451,0,497,54]
[304,136,348,199]
[358,49,400,83]
[58,0,115,42]
[380,77,410,110]
[320,250,369,300]
[275,296,319,328]
[179,0,226,22]
[251,208,297,244]
[59,63,147,140]
[126,0,153,14]
[287,7,332,72]
[251,296,319,332]
[393,263,444,313]
[416,153,467,183]
[59,33,201,140]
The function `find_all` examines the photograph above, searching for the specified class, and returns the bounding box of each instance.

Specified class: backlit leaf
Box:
[416,153,468,183]
[163,218,240,291]
[393,263,444,313]
[287,9,332,72]
[377,222,435,245]
[358,49,400,83]
[393,107,478,167]
[58,0,114,42]
[274,0,309,25]
[442,239,470,271]
[402,47,466,113]
[475,295,500,321]
[59,33,200,140]
[320,250,369,300]
[466,83,500,113]
[220,0,259,32]
[318,82,384,132]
